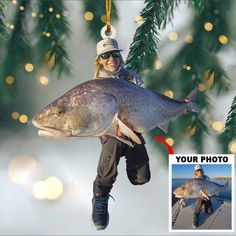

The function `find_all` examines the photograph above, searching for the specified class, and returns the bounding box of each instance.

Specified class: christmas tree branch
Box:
[0,0,32,103]
[133,0,232,154]
[218,96,236,152]
[0,0,8,38]
[126,0,181,74]
[35,0,71,77]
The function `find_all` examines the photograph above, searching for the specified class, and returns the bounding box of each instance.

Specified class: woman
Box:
[91,38,151,230]
[192,164,213,229]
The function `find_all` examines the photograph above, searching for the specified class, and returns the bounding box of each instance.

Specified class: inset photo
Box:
[170,163,234,232]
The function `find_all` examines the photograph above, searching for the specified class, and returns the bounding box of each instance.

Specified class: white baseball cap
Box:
[195,164,202,171]
[96,38,123,55]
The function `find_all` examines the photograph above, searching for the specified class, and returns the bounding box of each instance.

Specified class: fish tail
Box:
[185,87,201,113]
[224,181,229,188]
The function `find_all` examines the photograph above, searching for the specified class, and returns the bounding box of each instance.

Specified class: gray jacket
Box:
[98,65,144,88]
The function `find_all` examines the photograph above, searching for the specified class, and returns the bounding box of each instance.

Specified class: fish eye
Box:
[56,108,64,116]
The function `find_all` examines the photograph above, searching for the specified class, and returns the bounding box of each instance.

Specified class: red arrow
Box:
[154,136,174,154]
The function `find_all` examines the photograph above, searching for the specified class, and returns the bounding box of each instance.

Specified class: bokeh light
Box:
[31,12,36,17]
[228,140,236,154]
[45,32,51,37]
[11,111,20,120]
[212,121,224,132]
[198,83,206,92]
[32,177,64,200]
[169,32,178,41]
[56,13,61,19]
[84,11,94,21]
[135,15,144,24]
[5,76,14,85]
[204,22,213,31]
[218,35,229,45]
[8,155,37,184]
[154,59,163,70]
[39,75,49,86]
[33,181,48,200]
[185,35,193,43]
[166,138,174,146]
[19,114,28,123]
[19,5,24,11]
[100,15,106,23]
[25,63,34,72]
[45,177,64,200]
[164,90,174,98]
[48,7,53,13]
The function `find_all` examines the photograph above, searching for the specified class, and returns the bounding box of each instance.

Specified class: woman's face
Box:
[99,51,121,73]
[195,169,203,177]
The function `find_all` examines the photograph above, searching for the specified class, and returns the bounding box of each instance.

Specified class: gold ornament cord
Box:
[106,0,112,33]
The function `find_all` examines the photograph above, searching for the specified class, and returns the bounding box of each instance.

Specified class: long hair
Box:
[93,54,125,79]
[193,169,205,178]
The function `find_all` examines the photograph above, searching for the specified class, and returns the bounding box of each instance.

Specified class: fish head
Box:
[32,97,86,139]
[173,184,191,199]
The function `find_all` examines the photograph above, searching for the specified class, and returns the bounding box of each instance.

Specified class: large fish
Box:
[173,178,228,200]
[32,78,200,146]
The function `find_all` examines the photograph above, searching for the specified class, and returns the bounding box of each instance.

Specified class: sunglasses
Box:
[100,51,120,59]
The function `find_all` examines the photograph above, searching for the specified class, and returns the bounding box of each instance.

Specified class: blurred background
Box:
[0,0,235,235]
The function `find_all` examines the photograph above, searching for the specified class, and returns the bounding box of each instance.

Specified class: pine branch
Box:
[0,0,8,38]
[187,0,206,14]
[218,96,236,152]
[0,0,33,104]
[224,96,236,138]
[144,0,232,153]
[35,0,71,78]
[82,0,118,42]
[126,0,181,74]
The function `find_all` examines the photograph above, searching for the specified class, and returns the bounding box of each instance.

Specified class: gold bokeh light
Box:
[100,15,106,23]
[154,59,163,70]
[45,176,64,200]
[12,111,20,120]
[164,90,174,98]
[218,35,228,45]
[166,138,174,146]
[84,11,94,21]
[169,32,178,41]
[5,76,14,85]
[19,5,24,11]
[25,63,34,72]
[212,121,224,132]
[135,15,144,24]
[185,35,193,44]
[39,75,49,86]
[19,114,28,123]
[228,140,236,154]
[204,22,213,31]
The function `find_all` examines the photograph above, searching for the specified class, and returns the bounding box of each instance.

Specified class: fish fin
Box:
[115,136,134,147]
[224,181,229,190]
[185,87,201,113]
[159,122,169,133]
[200,190,210,200]
[117,118,142,145]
